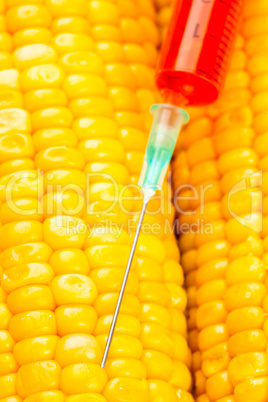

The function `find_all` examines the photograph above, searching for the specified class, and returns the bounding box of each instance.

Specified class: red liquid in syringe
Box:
[156,0,243,106]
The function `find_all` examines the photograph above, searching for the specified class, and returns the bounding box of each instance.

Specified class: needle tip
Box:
[101,359,106,369]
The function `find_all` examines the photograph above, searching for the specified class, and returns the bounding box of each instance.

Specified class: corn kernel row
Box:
[169,0,268,399]
[0,0,192,401]
[229,1,268,400]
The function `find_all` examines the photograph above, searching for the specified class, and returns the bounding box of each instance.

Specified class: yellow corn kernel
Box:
[226,307,265,335]
[43,190,85,218]
[69,97,114,118]
[180,249,197,273]
[0,170,41,202]
[0,133,34,162]
[0,90,23,109]
[93,293,140,317]
[218,148,258,174]
[6,5,51,33]
[13,336,59,365]
[90,267,138,295]
[52,33,93,54]
[103,378,148,402]
[60,363,107,395]
[196,240,230,267]
[171,333,188,363]
[21,65,65,92]
[24,89,68,112]
[198,324,228,351]
[9,310,57,341]
[0,331,15,353]
[105,64,136,90]
[187,138,216,167]
[196,280,227,306]
[0,53,12,71]
[0,354,18,376]
[63,74,107,99]
[0,33,12,53]
[46,0,87,17]
[0,69,19,90]
[196,259,227,287]
[55,305,97,337]
[50,249,89,275]
[135,258,164,282]
[234,377,268,402]
[13,28,53,47]
[251,73,268,94]
[228,352,268,386]
[140,323,174,357]
[148,379,177,402]
[254,111,268,133]
[0,242,52,270]
[138,282,171,307]
[225,282,266,311]
[13,45,57,70]
[7,285,55,314]
[226,256,265,285]
[0,108,31,135]
[196,301,228,330]
[59,52,103,74]
[0,374,17,399]
[88,1,119,25]
[105,358,147,380]
[52,17,90,34]
[228,330,267,357]
[0,199,42,224]
[220,167,259,195]
[140,303,171,329]
[16,361,61,398]
[95,314,140,337]
[96,334,143,359]
[202,343,230,377]
[171,310,187,335]
[0,159,34,177]
[141,350,172,381]
[177,390,195,402]
[51,274,97,306]
[44,216,87,249]
[85,162,129,185]
[73,117,117,140]
[225,215,262,244]
[55,334,101,367]
[169,360,191,391]
[79,138,125,163]
[43,170,86,193]
[2,263,54,293]
[163,259,183,286]
[206,372,233,402]
[31,107,74,131]
[233,236,263,260]
[0,304,12,331]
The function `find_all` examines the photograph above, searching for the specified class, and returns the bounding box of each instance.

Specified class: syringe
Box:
[101,0,244,368]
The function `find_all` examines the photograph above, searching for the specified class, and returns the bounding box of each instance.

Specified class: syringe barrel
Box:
[156,0,244,106]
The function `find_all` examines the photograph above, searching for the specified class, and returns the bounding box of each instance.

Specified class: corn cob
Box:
[0,0,194,401]
[170,0,268,399]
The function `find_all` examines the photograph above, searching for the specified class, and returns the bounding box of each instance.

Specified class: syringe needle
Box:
[101,197,149,369]
[101,104,188,369]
